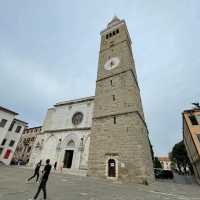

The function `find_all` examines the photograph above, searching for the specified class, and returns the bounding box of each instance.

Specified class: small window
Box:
[27,146,32,153]
[196,115,200,124]
[112,95,115,101]
[1,139,7,146]
[106,34,108,39]
[4,149,11,159]
[0,147,3,155]
[15,126,22,133]
[8,121,15,131]
[0,119,7,128]
[110,80,113,86]
[114,116,116,124]
[189,115,198,125]
[113,31,116,35]
[197,134,200,143]
[109,32,112,37]
[9,140,15,147]
[116,29,119,34]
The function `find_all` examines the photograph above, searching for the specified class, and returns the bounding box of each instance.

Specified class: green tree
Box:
[171,140,192,174]
[154,157,162,169]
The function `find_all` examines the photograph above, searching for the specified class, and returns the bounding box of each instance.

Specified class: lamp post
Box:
[192,102,200,108]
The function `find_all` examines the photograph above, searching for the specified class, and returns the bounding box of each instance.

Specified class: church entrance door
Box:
[63,150,74,168]
[108,159,116,177]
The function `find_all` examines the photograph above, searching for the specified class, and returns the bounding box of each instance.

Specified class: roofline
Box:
[24,126,42,131]
[158,156,169,158]
[14,118,28,125]
[182,108,200,114]
[158,157,170,161]
[100,19,132,44]
[0,106,18,115]
[54,96,95,107]
[100,19,125,35]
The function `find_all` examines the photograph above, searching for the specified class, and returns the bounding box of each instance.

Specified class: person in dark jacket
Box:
[27,160,42,183]
[54,161,57,171]
[28,159,52,200]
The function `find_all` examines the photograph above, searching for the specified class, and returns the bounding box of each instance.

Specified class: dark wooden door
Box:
[63,150,74,168]
[108,159,116,177]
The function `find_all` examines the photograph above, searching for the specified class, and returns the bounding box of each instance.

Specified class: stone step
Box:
[14,165,88,177]
[61,169,87,176]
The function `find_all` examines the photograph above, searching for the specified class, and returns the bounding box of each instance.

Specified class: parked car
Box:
[11,159,26,165]
[154,168,163,178]
[154,168,174,179]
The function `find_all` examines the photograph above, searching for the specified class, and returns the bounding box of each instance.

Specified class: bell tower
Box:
[88,17,154,183]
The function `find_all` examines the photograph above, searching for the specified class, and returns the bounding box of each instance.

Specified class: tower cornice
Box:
[100,18,132,45]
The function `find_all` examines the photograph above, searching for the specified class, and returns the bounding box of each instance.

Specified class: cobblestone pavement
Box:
[0,166,200,200]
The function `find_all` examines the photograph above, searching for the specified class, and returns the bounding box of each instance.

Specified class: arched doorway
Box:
[63,140,75,169]
[108,159,116,177]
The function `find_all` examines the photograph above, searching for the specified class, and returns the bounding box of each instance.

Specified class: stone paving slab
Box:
[0,166,200,200]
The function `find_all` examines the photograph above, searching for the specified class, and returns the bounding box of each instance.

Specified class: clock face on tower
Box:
[104,57,120,70]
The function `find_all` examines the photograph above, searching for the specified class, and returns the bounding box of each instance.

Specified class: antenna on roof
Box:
[192,102,200,108]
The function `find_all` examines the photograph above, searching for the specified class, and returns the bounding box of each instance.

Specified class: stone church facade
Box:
[29,97,94,175]
[29,17,154,182]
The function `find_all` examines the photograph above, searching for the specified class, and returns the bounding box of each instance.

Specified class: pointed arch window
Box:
[67,140,75,147]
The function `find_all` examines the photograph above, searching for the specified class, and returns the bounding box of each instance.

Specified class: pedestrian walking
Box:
[54,161,57,171]
[60,162,63,172]
[27,160,42,183]
[28,159,52,200]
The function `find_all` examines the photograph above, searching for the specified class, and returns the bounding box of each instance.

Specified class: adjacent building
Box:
[29,97,94,174]
[13,126,42,164]
[158,157,171,170]
[0,106,27,165]
[183,107,200,183]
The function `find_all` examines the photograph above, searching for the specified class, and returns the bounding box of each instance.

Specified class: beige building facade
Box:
[88,17,154,183]
[0,106,27,165]
[158,157,171,170]
[183,108,200,183]
[13,126,42,164]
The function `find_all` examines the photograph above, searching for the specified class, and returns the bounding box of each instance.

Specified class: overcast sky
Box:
[0,0,199,156]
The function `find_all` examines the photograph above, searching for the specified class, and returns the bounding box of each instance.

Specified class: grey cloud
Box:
[0,0,199,156]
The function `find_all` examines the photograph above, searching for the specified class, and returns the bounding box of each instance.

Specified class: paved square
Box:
[0,166,199,200]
